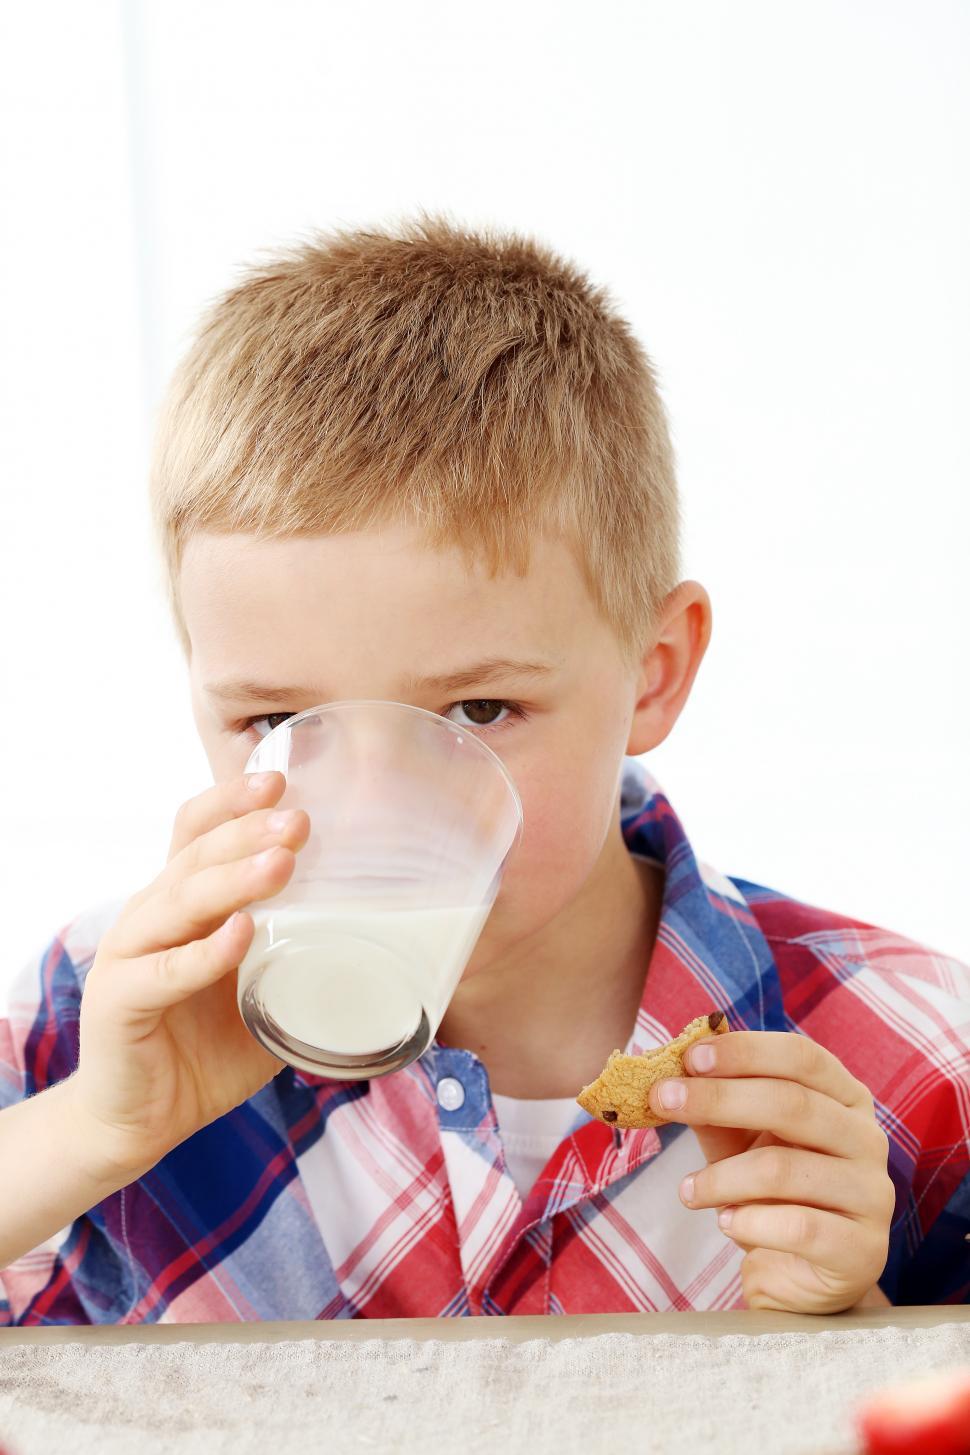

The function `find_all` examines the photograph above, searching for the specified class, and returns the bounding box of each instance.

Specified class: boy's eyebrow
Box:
[205,658,559,704]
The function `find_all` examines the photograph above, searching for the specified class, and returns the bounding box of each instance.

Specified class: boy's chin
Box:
[457,945,491,983]
[457,921,505,984]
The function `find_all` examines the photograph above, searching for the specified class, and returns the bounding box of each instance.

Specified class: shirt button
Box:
[437,1077,465,1112]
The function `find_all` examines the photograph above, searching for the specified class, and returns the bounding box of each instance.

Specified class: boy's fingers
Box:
[122,910,256,1017]
[120,768,287,913]
[108,845,295,959]
[648,1076,875,1160]
[689,1124,752,1166]
[159,803,310,895]
[715,1201,879,1280]
[684,1030,872,1113]
[122,773,288,915]
[166,771,286,863]
[682,1144,893,1222]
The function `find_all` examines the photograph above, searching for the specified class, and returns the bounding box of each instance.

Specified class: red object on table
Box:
[856,1366,970,1455]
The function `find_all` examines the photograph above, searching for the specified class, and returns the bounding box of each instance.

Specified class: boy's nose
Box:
[307,701,425,809]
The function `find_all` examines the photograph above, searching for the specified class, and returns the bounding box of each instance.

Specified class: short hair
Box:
[149,213,682,668]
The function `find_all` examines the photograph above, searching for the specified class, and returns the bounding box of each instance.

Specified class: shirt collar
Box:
[581,755,786,1182]
[618,755,786,1048]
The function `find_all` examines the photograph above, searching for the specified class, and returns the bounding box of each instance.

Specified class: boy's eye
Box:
[238,700,524,739]
[445,700,517,731]
[244,711,295,737]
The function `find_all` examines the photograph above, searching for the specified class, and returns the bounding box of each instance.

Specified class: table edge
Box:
[1,1306,968,1345]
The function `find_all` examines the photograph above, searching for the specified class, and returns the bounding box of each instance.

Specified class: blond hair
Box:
[149,213,682,668]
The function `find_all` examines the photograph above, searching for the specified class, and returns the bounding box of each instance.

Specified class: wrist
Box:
[54,1074,160,1191]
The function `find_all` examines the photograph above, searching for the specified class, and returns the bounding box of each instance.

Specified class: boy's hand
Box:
[64,771,310,1184]
[647,1030,896,1314]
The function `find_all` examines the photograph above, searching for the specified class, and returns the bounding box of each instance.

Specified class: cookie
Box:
[576,1011,729,1129]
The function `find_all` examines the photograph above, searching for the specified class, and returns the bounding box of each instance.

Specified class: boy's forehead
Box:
[183,521,568,574]
[180,527,597,681]
[181,527,583,611]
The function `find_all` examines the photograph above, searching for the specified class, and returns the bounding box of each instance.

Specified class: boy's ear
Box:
[625,580,712,756]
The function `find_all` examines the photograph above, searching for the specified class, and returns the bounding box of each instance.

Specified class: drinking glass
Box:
[235,699,524,1078]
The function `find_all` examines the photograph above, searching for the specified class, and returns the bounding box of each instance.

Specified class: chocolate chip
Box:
[708,1011,725,1031]
[602,1109,618,1123]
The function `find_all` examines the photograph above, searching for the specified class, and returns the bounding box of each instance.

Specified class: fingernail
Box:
[717,1207,735,1230]
[690,1043,716,1072]
[658,1079,687,1109]
[247,773,274,791]
[680,1175,695,1206]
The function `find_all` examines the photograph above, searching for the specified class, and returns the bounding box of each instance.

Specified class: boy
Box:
[1,217,967,1324]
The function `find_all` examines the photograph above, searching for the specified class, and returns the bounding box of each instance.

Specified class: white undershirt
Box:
[492,1091,584,1200]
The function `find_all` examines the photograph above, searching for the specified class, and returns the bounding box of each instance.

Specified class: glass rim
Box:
[247,696,525,832]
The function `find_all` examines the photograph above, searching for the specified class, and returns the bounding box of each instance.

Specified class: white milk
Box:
[236,902,492,1055]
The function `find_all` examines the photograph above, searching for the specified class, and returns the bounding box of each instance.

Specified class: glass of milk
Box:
[235,699,524,1079]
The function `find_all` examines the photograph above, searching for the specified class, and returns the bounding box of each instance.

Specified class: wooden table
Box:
[2,1303,966,1344]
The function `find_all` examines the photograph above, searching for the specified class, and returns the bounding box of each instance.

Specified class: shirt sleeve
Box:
[0,913,127,1325]
[0,927,84,1109]
[884,1068,970,1305]
[764,911,970,1309]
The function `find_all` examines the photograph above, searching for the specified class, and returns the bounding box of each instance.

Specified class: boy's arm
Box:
[1,772,305,1322]
[0,1074,144,1271]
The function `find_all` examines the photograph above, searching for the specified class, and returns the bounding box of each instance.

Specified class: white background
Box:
[1,0,967,1001]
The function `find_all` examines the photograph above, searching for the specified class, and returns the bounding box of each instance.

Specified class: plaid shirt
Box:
[2,759,967,1325]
